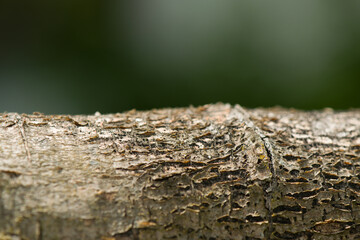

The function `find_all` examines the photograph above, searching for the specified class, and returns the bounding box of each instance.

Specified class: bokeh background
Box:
[1,1,360,114]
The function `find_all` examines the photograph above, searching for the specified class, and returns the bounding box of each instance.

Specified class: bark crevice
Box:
[234,105,278,239]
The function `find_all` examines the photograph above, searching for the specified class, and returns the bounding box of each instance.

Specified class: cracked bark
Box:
[0,104,360,240]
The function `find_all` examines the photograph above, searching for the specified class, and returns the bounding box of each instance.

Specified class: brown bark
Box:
[0,104,359,240]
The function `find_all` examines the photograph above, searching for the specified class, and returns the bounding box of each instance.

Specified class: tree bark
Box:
[0,104,359,240]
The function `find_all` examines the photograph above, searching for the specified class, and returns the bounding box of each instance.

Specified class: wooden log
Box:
[0,104,359,239]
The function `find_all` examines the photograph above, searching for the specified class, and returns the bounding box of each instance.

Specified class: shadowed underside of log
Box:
[0,104,360,240]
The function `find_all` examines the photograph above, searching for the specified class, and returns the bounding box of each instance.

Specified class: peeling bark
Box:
[0,104,359,240]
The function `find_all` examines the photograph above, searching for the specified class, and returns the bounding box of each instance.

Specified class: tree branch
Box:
[0,104,359,239]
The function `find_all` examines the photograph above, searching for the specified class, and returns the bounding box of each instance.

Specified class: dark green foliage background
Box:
[1,1,359,114]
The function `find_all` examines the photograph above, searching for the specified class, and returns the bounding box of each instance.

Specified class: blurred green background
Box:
[1,1,359,114]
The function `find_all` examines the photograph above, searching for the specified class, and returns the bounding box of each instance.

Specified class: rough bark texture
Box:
[0,104,360,240]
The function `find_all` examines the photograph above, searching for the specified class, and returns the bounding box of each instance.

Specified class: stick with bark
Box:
[0,104,359,239]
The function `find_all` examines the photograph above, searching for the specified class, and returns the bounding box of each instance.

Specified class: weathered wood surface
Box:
[0,104,360,240]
